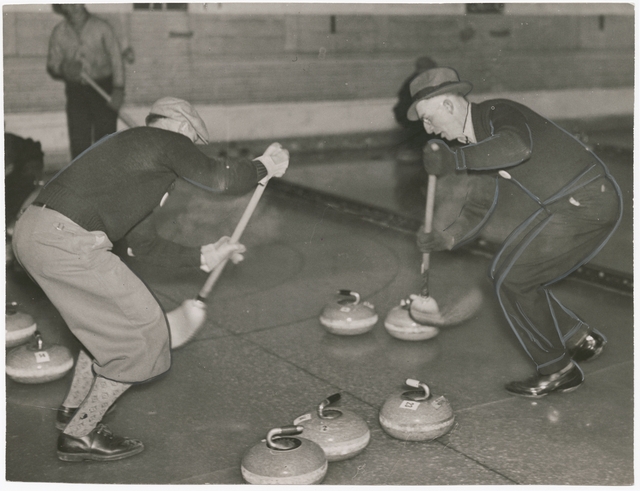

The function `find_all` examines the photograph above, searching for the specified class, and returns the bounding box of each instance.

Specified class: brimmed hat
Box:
[407,68,473,121]
[148,97,209,144]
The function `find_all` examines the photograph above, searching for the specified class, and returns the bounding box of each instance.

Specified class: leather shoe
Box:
[505,362,584,398]
[57,423,144,462]
[569,331,606,362]
[56,403,116,431]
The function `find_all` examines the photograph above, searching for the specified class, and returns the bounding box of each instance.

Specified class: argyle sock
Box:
[62,376,131,438]
[61,349,94,408]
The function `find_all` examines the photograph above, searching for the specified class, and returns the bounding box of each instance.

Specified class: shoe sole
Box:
[506,382,583,398]
[57,444,144,462]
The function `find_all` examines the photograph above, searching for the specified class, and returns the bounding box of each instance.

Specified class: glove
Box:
[109,87,125,111]
[423,139,457,177]
[254,142,289,182]
[416,227,455,252]
[200,236,246,273]
[61,60,83,82]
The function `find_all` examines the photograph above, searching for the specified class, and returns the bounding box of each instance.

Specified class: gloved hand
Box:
[423,139,457,177]
[61,60,83,83]
[109,87,125,111]
[416,227,455,252]
[254,142,289,182]
[200,236,246,273]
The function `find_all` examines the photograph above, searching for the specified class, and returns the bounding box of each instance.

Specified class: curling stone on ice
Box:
[384,298,439,341]
[6,331,74,384]
[294,393,370,461]
[319,289,378,335]
[241,425,328,485]
[5,302,37,348]
[379,378,455,441]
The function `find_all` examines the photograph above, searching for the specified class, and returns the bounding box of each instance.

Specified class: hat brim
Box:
[406,81,473,121]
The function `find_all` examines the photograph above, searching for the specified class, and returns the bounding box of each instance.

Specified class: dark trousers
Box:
[490,172,622,375]
[65,76,117,159]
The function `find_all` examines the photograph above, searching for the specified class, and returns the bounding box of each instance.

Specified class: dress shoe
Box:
[569,331,606,362]
[57,423,144,462]
[505,362,584,398]
[56,403,116,431]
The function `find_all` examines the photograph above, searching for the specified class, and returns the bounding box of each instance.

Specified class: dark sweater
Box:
[37,126,266,243]
[444,99,616,247]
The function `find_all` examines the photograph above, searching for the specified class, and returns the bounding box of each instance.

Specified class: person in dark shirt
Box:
[12,97,290,462]
[407,67,622,398]
[47,4,125,159]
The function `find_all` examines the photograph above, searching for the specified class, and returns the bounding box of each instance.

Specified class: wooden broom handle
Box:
[197,180,268,300]
[421,174,437,275]
[81,72,138,128]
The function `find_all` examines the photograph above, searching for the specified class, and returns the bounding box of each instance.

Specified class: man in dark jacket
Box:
[12,97,289,461]
[408,67,622,397]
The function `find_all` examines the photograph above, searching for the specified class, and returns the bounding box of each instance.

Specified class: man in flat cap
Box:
[12,97,290,462]
[408,67,622,398]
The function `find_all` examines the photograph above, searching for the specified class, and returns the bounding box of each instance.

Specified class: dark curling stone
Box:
[5,302,37,348]
[319,290,378,335]
[241,425,328,485]
[384,298,439,341]
[294,393,370,461]
[379,378,455,441]
[6,331,74,384]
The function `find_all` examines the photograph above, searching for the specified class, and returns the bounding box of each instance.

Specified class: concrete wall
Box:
[3,3,634,160]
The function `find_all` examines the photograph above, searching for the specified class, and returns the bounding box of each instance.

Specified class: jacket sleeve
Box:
[442,174,499,249]
[456,102,533,172]
[101,20,125,87]
[46,25,65,80]
[166,137,267,195]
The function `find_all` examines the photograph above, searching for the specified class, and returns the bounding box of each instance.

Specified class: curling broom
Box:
[409,156,482,327]
[81,72,139,128]
[167,177,269,349]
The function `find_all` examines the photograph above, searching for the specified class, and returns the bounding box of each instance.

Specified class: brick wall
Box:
[3,8,634,113]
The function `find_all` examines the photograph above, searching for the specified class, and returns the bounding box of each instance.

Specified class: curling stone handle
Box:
[405,378,430,400]
[318,393,341,417]
[266,425,304,450]
[31,331,44,351]
[337,290,360,305]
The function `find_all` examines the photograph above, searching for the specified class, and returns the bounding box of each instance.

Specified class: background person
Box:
[47,4,125,159]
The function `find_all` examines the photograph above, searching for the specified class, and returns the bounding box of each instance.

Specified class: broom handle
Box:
[197,180,268,300]
[421,174,437,294]
[81,72,138,128]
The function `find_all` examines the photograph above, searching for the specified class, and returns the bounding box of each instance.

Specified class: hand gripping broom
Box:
[167,178,269,348]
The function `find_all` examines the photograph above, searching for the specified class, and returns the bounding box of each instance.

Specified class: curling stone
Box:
[241,425,328,485]
[294,393,370,461]
[6,302,37,348]
[384,299,439,341]
[319,290,378,335]
[379,378,455,441]
[6,331,74,384]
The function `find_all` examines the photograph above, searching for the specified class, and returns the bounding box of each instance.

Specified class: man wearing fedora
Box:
[12,97,290,461]
[408,67,623,397]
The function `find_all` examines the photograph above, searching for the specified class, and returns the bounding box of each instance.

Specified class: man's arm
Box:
[456,102,533,172]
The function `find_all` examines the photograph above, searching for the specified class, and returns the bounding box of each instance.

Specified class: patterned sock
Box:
[63,376,131,438]
[61,350,94,408]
